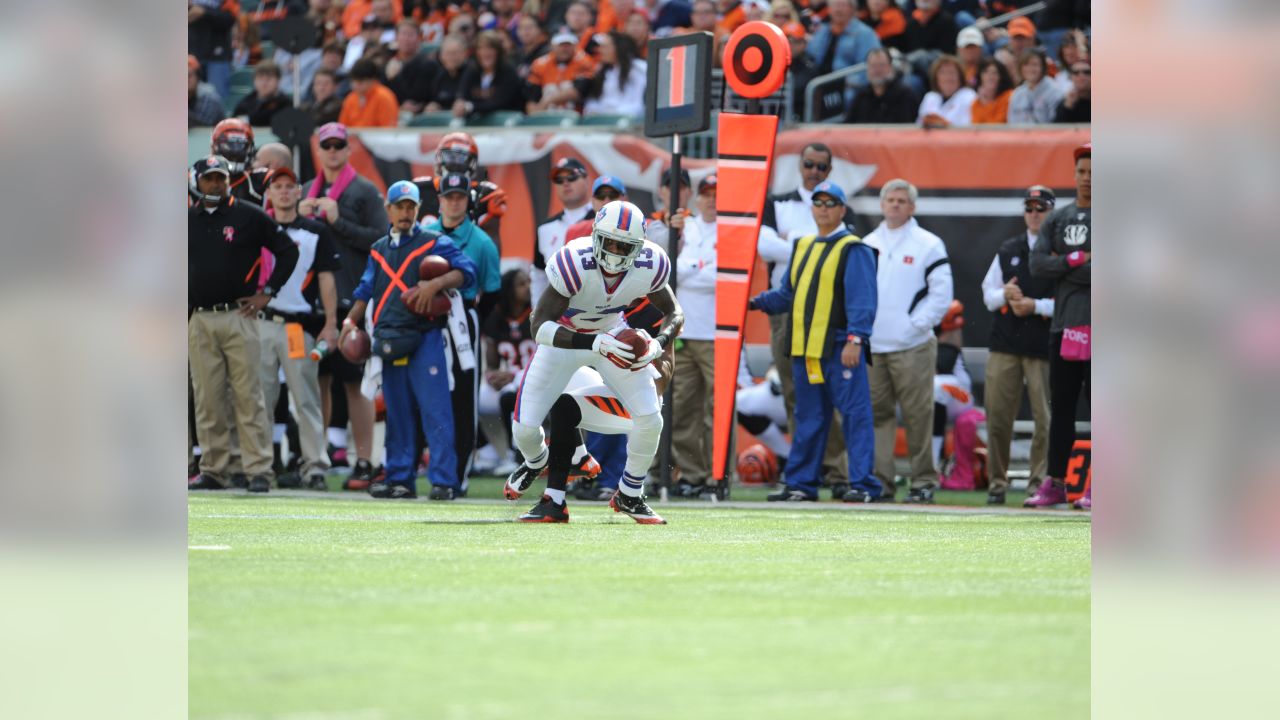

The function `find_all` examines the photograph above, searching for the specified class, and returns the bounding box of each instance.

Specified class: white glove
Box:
[592,332,634,361]
[631,329,662,368]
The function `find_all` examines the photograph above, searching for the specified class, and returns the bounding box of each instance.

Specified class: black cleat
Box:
[573,479,616,501]
[188,473,225,490]
[306,474,329,491]
[829,483,852,501]
[609,491,667,524]
[344,459,376,491]
[906,487,935,504]
[841,488,877,503]
[230,473,249,489]
[276,472,302,489]
[369,482,418,499]
[248,475,271,493]
[427,485,461,501]
[674,480,706,498]
[503,461,544,500]
[767,487,818,502]
[518,495,570,523]
[986,490,1006,506]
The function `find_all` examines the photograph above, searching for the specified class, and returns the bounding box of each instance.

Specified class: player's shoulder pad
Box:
[546,244,583,297]
[645,240,671,292]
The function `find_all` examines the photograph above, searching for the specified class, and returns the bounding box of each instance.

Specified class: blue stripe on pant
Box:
[585,431,626,490]
[380,330,458,491]
[785,347,878,497]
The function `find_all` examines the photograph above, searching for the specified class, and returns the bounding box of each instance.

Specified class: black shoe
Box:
[188,473,225,490]
[841,488,877,503]
[906,487,935,504]
[503,462,543,500]
[276,471,302,489]
[674,480,706,498]
[873,493,897,503]
[343,459,375,491]
[369,482,418,499]
[518,495,570,523]
[306,474,329,491]
[767,487,818,502]
[230,473,249,489]
[609,491,667,524]
[427,485,460,501]
[574,481,616,501]
[829,483,852,501]
[986,490,1006,506]
[188,460,200,478]
[248,475,271,493]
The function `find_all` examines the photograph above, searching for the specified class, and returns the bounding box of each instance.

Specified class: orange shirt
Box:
[717,7,746,37]
[527,50,596,89]
[341,0,404,40]
[971,90,1013,125]
[339,82,400,128]
[869,6,907,41]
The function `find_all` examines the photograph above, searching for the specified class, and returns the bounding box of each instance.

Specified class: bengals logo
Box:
[1064,224,1089,246]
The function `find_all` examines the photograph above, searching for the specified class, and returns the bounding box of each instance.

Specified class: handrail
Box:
[803,62,866,124]
[975,1,1048,30]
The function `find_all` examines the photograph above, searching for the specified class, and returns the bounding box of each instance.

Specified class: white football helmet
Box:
[591,200,646,273]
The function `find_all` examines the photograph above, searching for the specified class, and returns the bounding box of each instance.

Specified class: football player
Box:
[505,200,684,524]
[188,119,269,206]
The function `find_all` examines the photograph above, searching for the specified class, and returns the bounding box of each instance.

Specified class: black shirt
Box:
[189,196,299,308]
[232,91,293,127]
[846,78,920,124]
[388,53,441,105]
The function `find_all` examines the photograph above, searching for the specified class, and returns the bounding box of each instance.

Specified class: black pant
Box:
[449,306,480,487]
[1047,333,1091,479]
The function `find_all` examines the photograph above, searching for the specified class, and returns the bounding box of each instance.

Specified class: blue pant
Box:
[785,346,878,497]
[203,60,231,104]
[585,431,626,490]
[380,331,458,491]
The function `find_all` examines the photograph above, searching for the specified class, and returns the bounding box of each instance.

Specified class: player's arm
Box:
[531,287,636,360]
[630,285,684,368]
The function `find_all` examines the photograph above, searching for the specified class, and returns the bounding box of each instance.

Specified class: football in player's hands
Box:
[628,329,662,370]
[595,328,645,369]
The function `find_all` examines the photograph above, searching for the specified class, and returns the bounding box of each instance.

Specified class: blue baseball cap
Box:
[592,174,626,196]
[386,180,421,206]
[811,180,846,205]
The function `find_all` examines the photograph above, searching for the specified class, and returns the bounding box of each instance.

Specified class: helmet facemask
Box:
[215,135,253,175]
[592,230,642,273]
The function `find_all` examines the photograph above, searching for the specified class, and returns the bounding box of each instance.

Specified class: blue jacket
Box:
[805,19,882,86]
[425,217,500,302]
[353,226,477,333]
[752,228,877,349]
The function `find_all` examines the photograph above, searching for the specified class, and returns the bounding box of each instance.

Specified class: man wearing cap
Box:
[980,185,1057,505]
[749,181,881,503]
[845,47,919,124]
[300,122,390,491]
[758,142,862,498]
[863,178,954,504]
[531,158,594,304]
[343,180,478,500]
[956,25,986,86]
[424,172,502,487]
[525,26,596,113]
[566,174,627,242]
[1005,16,1037,59]
[255,167,343,491]
[668,174,722,496]
[188,155,300,493]
[1027,143,1091,510]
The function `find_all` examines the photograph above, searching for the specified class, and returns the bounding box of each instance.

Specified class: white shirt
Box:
[545,236,671,333]
[582,59,648,118]
[531,202,593,305]
[917,87,977,127]
[980,230,1055,318]
[675,215,717,341]
[863,217,954,353]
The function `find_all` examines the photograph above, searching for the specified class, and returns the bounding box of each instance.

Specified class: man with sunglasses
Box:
[300,122,390,491]
[1053,61,1090,123]
[979,186,1057,505]
[531,158,595,304]
[757,142,862,499]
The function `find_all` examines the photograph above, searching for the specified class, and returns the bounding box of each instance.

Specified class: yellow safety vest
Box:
[789,231,862,384]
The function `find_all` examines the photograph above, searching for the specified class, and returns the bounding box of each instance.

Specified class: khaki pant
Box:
[672,339,715,483]
[983,351,1050,492]
[257,318,331,477]
[870,336,938,492]
[769,312,848,485]
[189,311,273,478]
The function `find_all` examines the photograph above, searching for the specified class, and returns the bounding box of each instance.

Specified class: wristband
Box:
[1067,251,1086,268]
[655,331,673,349]
[847,335,862,345]
[570,332,596,351]
[535,320,560,346]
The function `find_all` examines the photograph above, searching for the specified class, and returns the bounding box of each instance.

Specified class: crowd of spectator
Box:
[189,0,1090,128]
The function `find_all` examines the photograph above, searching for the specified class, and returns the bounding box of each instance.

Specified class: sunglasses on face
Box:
[812,198,842,208]
[803,160,831,172]
[553,173,583,184]
[1025,203,1049,213]
[594,190,620,201]
[1071,68,1091,76]
[320,141,348,151]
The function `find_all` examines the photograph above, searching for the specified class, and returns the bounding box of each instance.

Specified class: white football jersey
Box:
[544,236,671,333]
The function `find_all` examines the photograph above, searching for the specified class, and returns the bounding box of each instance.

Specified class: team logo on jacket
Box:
[223,226,235,243]
[1064,225,1089,246]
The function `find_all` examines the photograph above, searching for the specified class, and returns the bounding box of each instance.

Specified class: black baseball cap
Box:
[551,157,586,178]
[1024,185,1055,206]
[661,168,691,187]
[439,171,470,196]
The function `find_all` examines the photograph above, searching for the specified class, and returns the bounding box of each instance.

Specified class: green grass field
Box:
[189,481,1090,720]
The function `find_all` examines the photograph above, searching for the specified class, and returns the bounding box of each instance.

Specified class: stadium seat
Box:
[519,110,579,128]
[579,114,638,129]
[406,111,462,128]
[473,111,525,128]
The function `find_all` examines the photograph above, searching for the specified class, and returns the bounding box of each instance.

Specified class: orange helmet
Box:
[736,444,780,485]
[435,131,479,176]
[939,300,965,332]
[212,119,255,174]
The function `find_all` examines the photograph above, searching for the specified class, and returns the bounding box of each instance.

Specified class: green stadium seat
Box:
[406,111,462,128]
[473,111,525,128]
[579,114,638,129]
[519,110,579,128]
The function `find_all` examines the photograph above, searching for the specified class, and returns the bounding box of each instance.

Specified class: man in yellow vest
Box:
[748,181,881,502]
